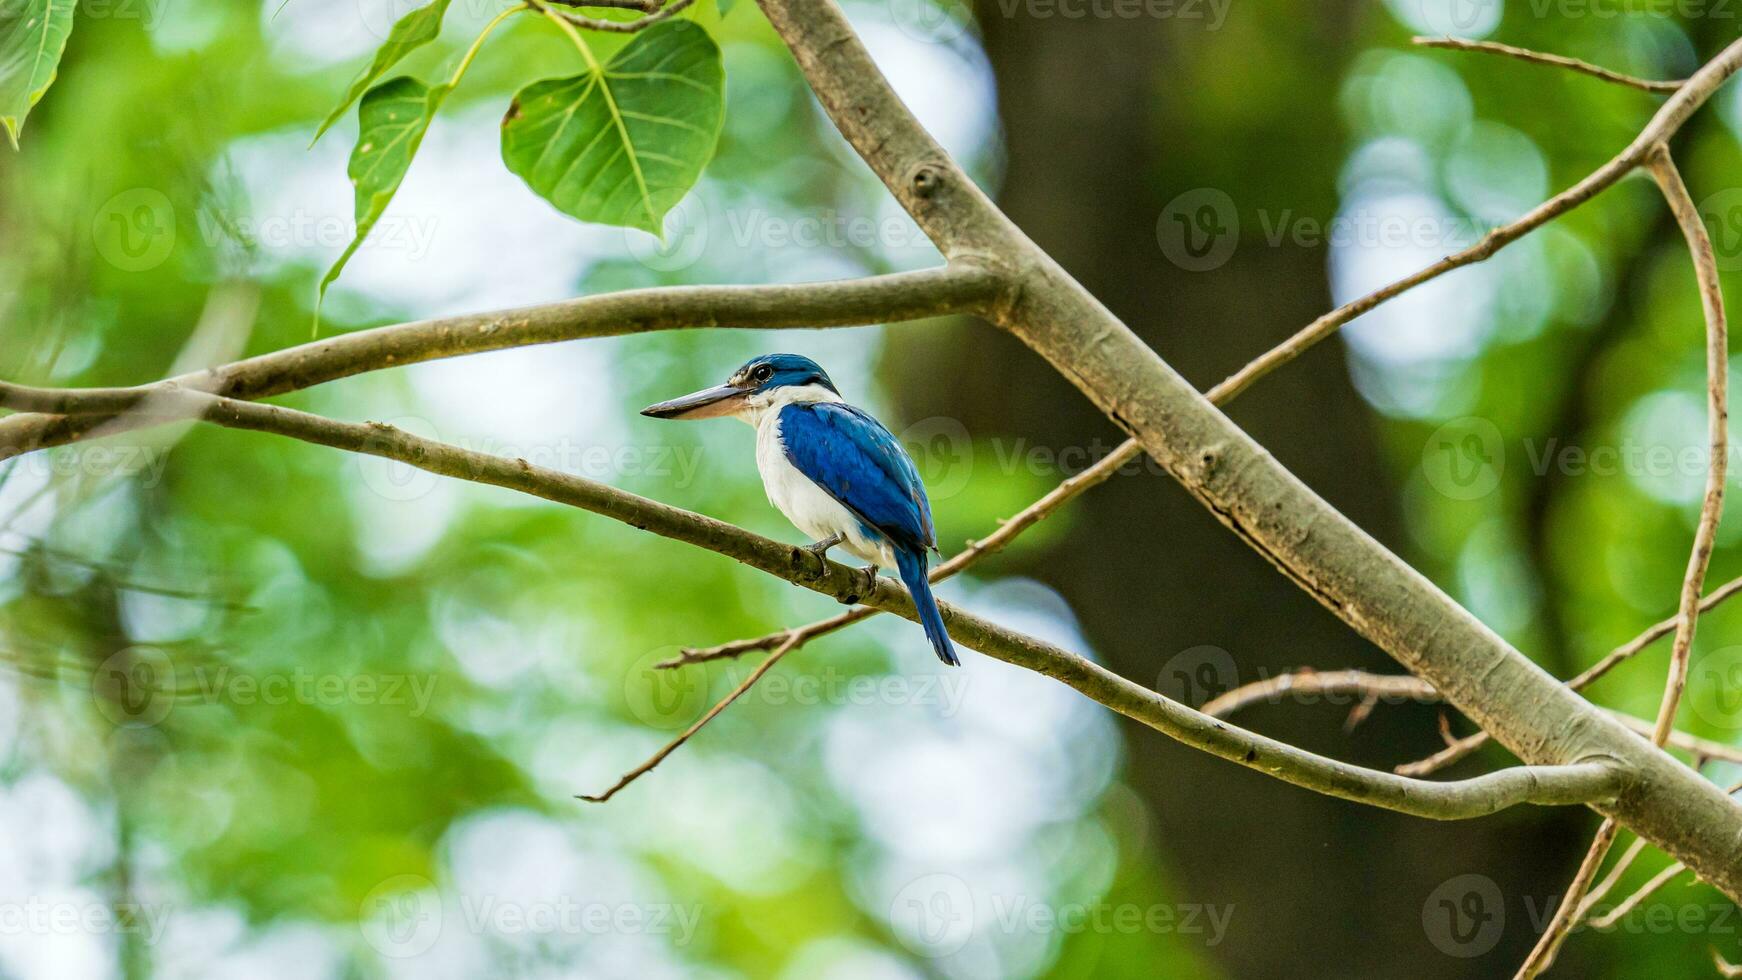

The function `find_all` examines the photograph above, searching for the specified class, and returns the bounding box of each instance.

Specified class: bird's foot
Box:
[796,533,843,580]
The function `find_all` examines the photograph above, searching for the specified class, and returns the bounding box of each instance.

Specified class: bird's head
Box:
[641,353,840,421]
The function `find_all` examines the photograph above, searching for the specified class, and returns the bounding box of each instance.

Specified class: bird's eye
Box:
[753,365,774,383]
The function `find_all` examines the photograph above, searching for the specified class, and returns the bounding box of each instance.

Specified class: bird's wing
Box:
[777,402,937,552]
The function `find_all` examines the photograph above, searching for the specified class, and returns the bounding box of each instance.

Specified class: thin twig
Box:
[1516,819,1621,979]
[581,633,802,802]
[533,0,696,34]
[1574,834,1651,919]
[1714,948,1742,978]
[1643,144,1729,748]
[1413,36,1685,93]
[1588,860,1687,928]
[1213,38,1742,404]
[545,0,659,10]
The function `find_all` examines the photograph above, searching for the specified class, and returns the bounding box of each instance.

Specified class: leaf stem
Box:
[451,3,530,87]
[533,0,603,72]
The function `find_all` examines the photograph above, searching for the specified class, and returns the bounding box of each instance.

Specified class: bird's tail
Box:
[895,548,959,667]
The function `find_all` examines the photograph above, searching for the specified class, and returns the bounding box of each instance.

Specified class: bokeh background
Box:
[3,0,1742,976]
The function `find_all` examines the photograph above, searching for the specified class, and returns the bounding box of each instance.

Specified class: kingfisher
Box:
[642,354,958,666]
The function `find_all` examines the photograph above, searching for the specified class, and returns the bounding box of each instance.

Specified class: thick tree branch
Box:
[0,264,1004,452]
[753,0,1742,898]
[0,383,1626,820]
[1396,575,1742,775]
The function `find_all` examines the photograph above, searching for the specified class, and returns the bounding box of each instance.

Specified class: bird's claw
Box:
[796,533,842,581]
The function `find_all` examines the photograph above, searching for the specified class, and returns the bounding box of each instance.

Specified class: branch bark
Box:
[0,382,1625,820]
[1201,667,1742,765]
[0,264,1003,453]
[754,0,1742,899]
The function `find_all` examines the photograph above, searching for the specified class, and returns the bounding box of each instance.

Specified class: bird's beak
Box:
[640,383,749,420]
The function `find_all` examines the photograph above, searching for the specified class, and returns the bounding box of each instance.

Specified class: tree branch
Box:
[583,633,804,803]
[0,382,1627,819]
[752,0,1742,898]
[1212,39,1737,402]
[1413,36,1685,93]
[1201,667,1742,765]
[1394,575,1742,776]
[1642,145,1729,748]
[0,263,1004,452]
[1518,143,1735,978]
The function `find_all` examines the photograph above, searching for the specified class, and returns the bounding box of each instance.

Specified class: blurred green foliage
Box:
[3,0,1742,977]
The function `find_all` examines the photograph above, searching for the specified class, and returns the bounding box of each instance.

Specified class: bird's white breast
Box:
[747,388,896,569]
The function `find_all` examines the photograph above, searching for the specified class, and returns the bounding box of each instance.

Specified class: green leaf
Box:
[500,20,723,235]
[0,0,76,148]
[312,0,453,145]
[317,76,450,314]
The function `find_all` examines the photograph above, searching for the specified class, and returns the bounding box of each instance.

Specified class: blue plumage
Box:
[641,353,959,666]
[776,403,936,554]
[778,402,957,666]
